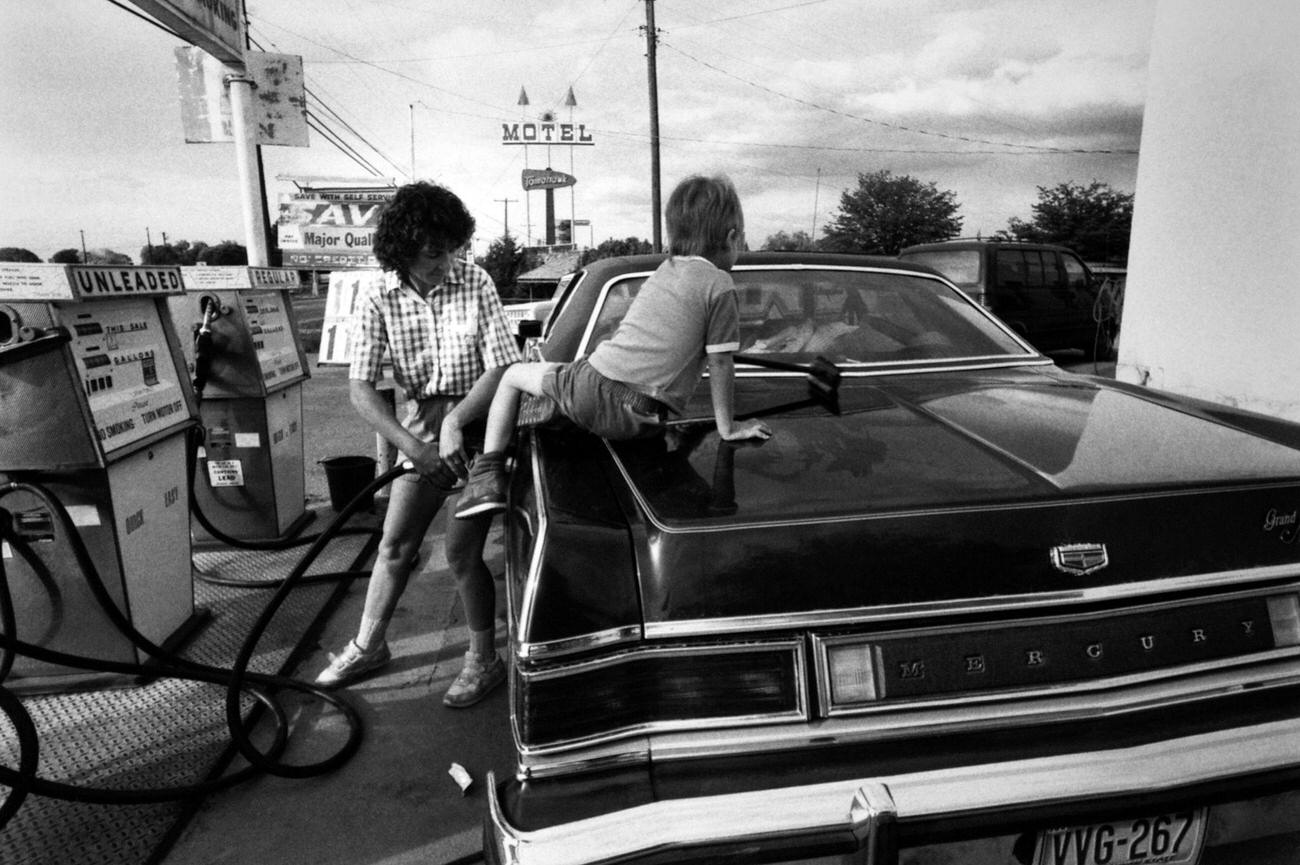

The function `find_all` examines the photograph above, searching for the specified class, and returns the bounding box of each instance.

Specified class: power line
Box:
[659,40,1139,156]
[665,0,834,28]
[248,29,409,180]
[304,112,384,176]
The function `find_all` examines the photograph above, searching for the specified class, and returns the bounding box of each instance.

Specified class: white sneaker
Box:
[442,652,506,707]
[314,640,391,688]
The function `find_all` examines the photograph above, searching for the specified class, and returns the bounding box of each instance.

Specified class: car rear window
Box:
[583,266,1030,365]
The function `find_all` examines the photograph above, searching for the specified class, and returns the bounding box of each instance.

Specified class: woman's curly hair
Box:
[373,182,476,283]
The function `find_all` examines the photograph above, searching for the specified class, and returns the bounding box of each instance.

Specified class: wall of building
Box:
[1118,1,1300,421]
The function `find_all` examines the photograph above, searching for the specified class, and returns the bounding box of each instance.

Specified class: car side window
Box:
[586,276,647,353]
[1062,254,1090,292]
[1023,250,1046,289]
[995,250,1023,289]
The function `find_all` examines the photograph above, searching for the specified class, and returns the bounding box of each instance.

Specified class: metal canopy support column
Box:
[226,74,270,266]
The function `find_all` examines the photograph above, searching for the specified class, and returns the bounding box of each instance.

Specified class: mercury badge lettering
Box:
[1050,543,1110,575]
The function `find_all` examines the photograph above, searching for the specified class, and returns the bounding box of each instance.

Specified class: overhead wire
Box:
[248,30,409,180]
[304,115,383,176]
[251,8,1138,170]
[657,40,1139,156]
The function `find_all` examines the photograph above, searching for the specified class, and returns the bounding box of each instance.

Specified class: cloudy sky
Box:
[2,0,1155,262]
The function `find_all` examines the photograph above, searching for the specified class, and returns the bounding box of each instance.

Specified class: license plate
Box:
[1033,809,1207,865]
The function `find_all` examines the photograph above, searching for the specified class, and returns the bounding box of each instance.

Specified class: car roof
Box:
[577,250,942,277]
[899,239,1077,255]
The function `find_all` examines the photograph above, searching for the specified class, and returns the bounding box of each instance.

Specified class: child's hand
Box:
[720,420,772,442]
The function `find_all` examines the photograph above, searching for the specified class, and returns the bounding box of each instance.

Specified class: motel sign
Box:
[501,122,595,145]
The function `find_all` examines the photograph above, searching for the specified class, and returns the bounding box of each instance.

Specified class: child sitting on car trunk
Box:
[454,173,772,519]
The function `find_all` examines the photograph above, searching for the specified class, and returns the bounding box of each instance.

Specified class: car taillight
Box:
[517,641,806,748]
[1268,594,1300,646]
[826,642,879,703]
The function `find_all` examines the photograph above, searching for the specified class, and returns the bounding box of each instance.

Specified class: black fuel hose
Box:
[0,465,409,823]
[184,414,375,555]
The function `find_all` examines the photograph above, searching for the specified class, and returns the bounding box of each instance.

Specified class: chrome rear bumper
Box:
[485,717,1300,865]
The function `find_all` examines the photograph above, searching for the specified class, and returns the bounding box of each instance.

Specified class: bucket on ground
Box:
[320,455,377,512]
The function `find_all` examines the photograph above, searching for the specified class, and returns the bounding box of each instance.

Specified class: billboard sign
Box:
[277,223,376,256]
[277,189,394,269]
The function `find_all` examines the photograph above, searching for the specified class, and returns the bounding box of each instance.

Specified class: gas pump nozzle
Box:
[191,299,219,397]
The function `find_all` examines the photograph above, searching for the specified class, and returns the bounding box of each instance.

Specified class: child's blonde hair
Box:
[665,174,744,259]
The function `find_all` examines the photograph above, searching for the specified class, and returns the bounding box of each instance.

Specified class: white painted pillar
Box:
[1118,1,1300,420]
[225,74,270,267]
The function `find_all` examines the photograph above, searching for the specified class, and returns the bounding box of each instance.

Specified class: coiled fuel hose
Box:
[186,304,372,558]
[0,464,410,826]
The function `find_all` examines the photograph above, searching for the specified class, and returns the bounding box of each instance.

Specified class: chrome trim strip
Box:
[517,745,650,782]
[523,654,1300,775]
[514,439,644,660]
[512,441,548,650]
[575,270,656,357]
[809,582,1300,716]
[728,357,1056,377]
[487,769,899,865]
[642,562,1300,639]
[516,626,643,661]
[514,639,808,757]
[487,717,1300,865]
[574,261,1044,368]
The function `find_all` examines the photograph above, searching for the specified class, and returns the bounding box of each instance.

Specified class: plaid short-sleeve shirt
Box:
[349,260,521,398]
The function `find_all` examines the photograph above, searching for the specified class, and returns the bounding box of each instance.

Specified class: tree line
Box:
[476,173,1132,293]
[2,174,1132,294]
[764,173,1132,263]
[0,240,249,266]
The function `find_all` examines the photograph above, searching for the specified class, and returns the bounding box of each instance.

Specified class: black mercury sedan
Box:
[485,252,1300,865]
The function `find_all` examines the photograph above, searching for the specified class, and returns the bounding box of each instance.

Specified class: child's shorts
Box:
[539,358,667,440]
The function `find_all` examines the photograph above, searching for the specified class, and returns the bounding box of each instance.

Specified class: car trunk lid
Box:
[607,373,1300,624]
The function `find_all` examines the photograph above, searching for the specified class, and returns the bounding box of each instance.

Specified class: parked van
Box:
[898,239,1116,359]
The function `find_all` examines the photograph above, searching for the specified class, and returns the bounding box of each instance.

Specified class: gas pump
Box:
[0,263,206,693]
[169,266,312,545]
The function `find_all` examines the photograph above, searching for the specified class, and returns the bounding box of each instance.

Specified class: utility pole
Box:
[496,198,519,238]
[146,226,154,262]
[643,0,663,252]
[811,167,822,241]
[80,230,88,262]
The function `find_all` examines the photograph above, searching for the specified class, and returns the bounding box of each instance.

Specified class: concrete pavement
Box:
[163,364,515,865]
[161,356,1115,865]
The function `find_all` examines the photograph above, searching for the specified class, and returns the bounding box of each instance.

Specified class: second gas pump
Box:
[169,267,312,545]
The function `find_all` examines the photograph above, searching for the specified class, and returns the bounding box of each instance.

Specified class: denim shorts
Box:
[399,395,484,489]
[540,358,667,440]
